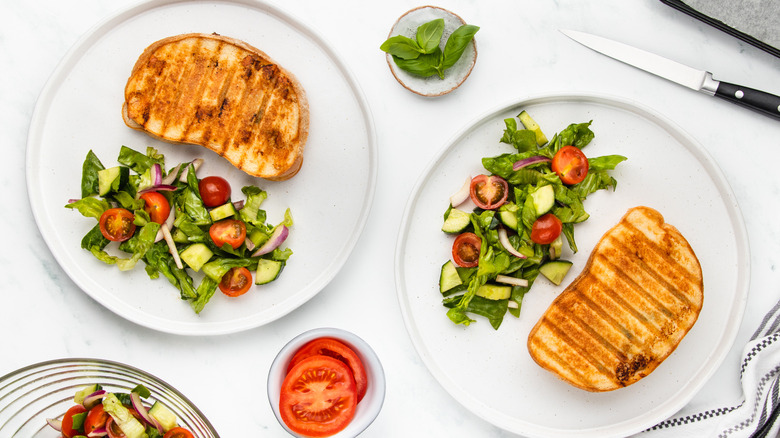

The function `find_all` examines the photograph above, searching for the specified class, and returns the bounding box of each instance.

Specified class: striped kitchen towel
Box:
[640,299,780,437]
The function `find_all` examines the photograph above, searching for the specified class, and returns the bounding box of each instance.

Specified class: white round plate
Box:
[394,94,749,437]
[26,0,376,335]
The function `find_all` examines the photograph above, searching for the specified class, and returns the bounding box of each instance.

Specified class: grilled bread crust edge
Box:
[122,33,309,181]
[527,206,703,392]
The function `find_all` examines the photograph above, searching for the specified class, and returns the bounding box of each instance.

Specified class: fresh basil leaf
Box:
[416,18,445,54]
[392,48,443,78]
[379,35,423,60]
[441,24,479,69]
[81,150,105,198]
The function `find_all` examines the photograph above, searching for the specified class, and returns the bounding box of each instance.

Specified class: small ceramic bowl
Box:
[385,5,478,97]
[267,327,386,437]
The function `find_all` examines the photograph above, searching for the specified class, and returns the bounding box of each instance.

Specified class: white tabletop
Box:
[2,0,779,437]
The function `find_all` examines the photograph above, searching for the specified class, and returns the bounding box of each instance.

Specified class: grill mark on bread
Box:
[543,311,613,377]
[606,230,698,308]
[597,255,675,320]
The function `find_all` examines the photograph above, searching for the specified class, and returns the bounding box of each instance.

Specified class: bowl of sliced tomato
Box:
[267,328,386,437]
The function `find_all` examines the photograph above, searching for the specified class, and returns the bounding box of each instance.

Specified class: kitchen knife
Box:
[560,29,780,121]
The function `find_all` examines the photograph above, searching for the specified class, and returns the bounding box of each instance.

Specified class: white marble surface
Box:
[2,0,779,437]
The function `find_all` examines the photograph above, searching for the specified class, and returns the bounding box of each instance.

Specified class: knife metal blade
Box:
[560,29,780,121]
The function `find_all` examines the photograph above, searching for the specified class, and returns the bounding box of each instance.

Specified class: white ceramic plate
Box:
[26,0,376,335]
[394,94,749,437]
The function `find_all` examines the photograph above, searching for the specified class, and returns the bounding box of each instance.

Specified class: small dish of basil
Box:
[382,6,478,97]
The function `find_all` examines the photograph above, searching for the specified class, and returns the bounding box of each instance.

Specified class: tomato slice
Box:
[287,337,369,402]
[531,213,563,244]
[452,232,481,267]
[280,355,357,438]
[552,145,589,185]
[209,219,246,250]
[469,174,509,210]
[219,267,252,297]
[99,208,136,242]
[163,427,195,438]
[83,404,110,435]
[198,176,232,207]
[61,404,87,438]
[140,191,171,224]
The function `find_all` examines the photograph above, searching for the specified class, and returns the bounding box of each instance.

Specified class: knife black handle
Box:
[714,81,780,121]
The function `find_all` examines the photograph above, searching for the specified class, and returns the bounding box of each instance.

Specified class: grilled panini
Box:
[122,33,309,181]
[527,206,703,392]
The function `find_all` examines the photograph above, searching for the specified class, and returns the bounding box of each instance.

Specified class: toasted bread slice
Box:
[527,206,703,392]
[123,33,309,181]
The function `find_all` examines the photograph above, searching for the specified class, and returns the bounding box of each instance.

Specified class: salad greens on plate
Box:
[440,111,626,329]
[65,145,292,314]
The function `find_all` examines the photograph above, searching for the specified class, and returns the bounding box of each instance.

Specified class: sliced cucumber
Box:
[441,208,471,234]
[439,261,464,295]
[102,393,147,438]
[97,166,127,196]
[539,260,573,285]
[255,259,284,285]
[74,384,101,404]
[180,243,213,272]
[530,184,555,216]
[476,284,512,300]
[148,401,178,432]
[209,202,237,221]
[549,235,563,260]
[498,203,519,230]
[518,110,548,146]
[171,227,190,244]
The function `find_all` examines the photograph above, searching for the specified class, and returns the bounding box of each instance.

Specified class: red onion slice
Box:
[82,389,106,409]
[155,208,176,243]
[137,184,178,196]
[497,227,526,259]
[46,418,62,431]
[151,163,162,186]
[130,392,163,434]
[161,224,183,269]
[512,156,551,171]
[251,225,288,256]
[449,177,471,207]
[496,274,529,287]
[87,427,108,437]
[161,163,182,185]
[179,158,204,182]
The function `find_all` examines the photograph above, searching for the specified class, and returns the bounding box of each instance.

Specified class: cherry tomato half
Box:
[61,404,87,438]
[452,232,481,268]
[164,427,195,438]
[98,208,136,242]
[209,219,246,250]
[287,337,369,402]
[219,267,252,297]
[198,176,232,207]
[552,145,589,185]
[83,404,110,436]
[140,191,171,224]
[280,355,357,438]
[469,174,509,210]
[531,213,563,244]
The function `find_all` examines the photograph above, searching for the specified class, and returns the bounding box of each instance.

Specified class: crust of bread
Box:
[527,206,703,392]
[123,33,309,181]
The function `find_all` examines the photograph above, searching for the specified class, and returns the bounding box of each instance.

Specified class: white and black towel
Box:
[639,299,780,438]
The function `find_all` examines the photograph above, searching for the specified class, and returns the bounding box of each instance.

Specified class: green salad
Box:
[439,111,626,329]
[65,145,292,314]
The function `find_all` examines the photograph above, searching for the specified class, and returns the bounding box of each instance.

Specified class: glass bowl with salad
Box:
[0,358,217,437]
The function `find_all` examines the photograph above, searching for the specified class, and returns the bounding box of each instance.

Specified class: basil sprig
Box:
[380,18,479,79]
